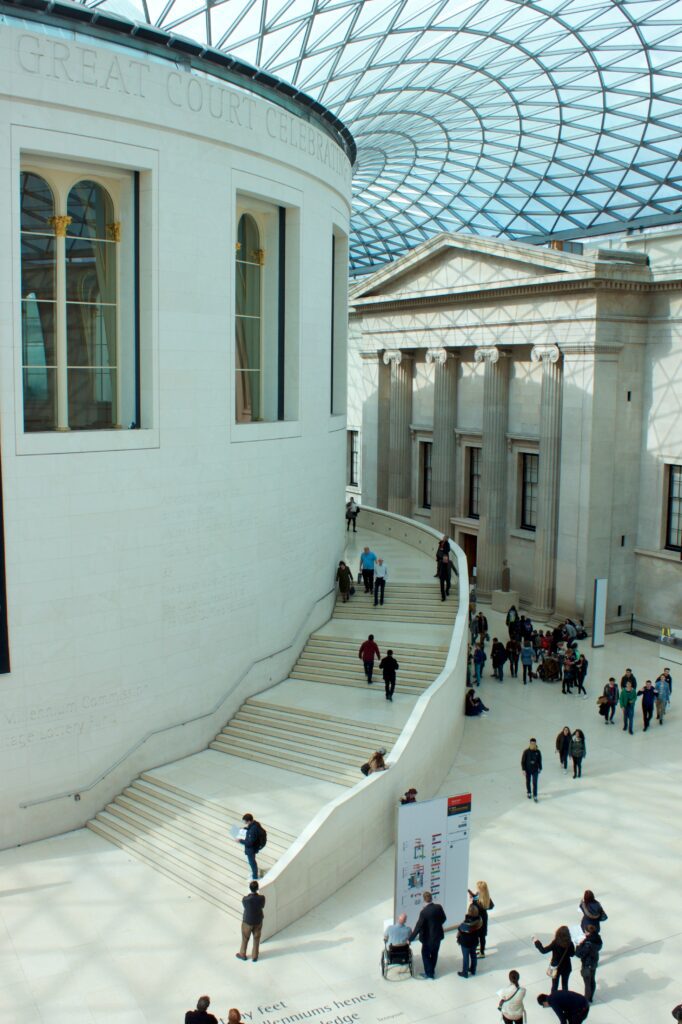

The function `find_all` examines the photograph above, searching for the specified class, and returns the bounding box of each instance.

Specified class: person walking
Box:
[562,657,576,695]
[506,605,520,640]
[575,925,602,1003]
[456,906,482,978]
[521,738,542,802]
[533,926,575,993]
[358,634,381,684]
[555,726,571,775]
[359,547,377,593]
[473,643,487,685]
[637,679,656,730]
[336,561,354,603]
[235,880,265,962]
[506,637,520,678]
[409,890,447,979]
[435,536,450,577]
[497,970,527,1023]
[536,991,590,1023]
[575,655,589,699]
[602,678,619,724]
[620,680,637,734]
[437,554,452,601]
[656,666,673,695]
[373,557,388,606]
[655,672,671,725]
[620,667,638,691]
[521,643,534,684]
[474,611,488,644]
[380,649,399,702]
[468,880,494,957]
[236,814,266,881]
[579,890,608,934]
[570,729,586,779]
[345,497,359,532]
[185,996,219,1024]
[491,638,507,681]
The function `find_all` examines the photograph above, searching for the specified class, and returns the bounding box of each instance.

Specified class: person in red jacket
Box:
[358,634,381,684]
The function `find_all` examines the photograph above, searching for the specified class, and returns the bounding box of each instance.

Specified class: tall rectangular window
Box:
[468,447,481,519]
[666,464,682,550]
[331,230,348,415]
[20,167,137,432]
[521,453,539,531]
[348,430,359,486]
[420,441,432,509]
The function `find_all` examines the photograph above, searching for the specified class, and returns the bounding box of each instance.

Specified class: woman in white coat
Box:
[496,970,527,1023]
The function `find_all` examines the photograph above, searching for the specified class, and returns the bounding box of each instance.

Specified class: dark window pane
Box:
[235,316,261,372]
[22,300,56,367]
[65,238,116,303]
[68,368,116,429]
[66,303,117,370]
[469,447,481,518]
[667,465,682,550]
[235,370,261,423]
[23,367,57,431]
[20,172,55,233]
[21,235,56,300]
[237,214,260,262]
[235,261,261,318]
[67,180,114,239]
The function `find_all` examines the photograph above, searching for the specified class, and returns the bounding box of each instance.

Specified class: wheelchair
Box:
[381,940,414,979]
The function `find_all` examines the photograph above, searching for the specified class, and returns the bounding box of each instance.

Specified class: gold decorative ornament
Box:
[106,222,121,242]
[48,215,72,237]
[252,248,265,266]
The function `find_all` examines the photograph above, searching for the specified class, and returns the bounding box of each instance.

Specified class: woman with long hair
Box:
[468,880,495,957]
[579,890,607,933]
[496,969,527,1023]
[533,925,575,993]
[555,726,571,774]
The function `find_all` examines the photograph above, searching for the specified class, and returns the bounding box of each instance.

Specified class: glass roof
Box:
[81,0,682,271]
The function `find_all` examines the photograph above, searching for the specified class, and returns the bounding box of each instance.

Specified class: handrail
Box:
[260,506,468,938]
[19,585,335,809]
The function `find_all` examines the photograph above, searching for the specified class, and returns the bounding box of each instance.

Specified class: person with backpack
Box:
[575,924,602,1002]
[237,813,266,880]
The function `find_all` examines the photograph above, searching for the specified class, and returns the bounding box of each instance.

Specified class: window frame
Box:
[420,440,433,510]
[520,451,539,532]
[665,464,682,551]
[467,445,481,519]
[348,429,359,486]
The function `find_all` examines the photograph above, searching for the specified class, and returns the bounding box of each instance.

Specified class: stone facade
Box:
[348,232,682,632]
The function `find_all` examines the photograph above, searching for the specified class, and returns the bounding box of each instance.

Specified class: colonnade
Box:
[372,344,564,613]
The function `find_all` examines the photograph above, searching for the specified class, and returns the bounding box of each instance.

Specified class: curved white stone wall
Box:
[260,507,469,939]
[0,16,351,848]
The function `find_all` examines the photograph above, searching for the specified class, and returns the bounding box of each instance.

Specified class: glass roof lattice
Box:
[77,0,682,271]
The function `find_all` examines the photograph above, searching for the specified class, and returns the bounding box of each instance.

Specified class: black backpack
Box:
[255,822,267,851]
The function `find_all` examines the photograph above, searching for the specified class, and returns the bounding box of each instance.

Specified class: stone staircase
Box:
[87,774,295,918]
[290,633,449,696]
[334,581,457,624]
[210,699,401,786]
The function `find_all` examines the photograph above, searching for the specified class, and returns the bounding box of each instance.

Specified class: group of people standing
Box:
[598,668,672,733]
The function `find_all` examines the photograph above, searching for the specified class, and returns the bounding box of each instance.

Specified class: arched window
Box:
[235,213,262,422]
[66,181,117,429]
[20,172,56,431]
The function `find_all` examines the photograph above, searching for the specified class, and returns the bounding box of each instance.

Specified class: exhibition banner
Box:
[394,793,472,929]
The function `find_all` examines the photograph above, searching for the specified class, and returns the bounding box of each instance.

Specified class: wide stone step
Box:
[288,670,426,694]
[218,725,364,775]
[232,710,386,753]
[309,633,449,652]
[293,658,436,681]
[332,609,456,624]
[236,703,400,744]
[244,699,402,738]
[209,737,358,786]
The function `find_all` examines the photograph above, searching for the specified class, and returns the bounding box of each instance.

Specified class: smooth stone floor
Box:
[1,600,679,1023]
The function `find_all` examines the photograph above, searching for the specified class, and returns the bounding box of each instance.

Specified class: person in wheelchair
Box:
[384,912,411,948]
[382,913,413,976]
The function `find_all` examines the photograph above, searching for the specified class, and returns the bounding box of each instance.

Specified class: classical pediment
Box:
[350,232,631,303]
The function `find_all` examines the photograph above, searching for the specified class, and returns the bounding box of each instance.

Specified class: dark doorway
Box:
[0,452,9,673]
[461,533,477,580]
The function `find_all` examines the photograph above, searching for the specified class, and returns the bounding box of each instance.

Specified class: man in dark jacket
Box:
[491,638,507,681]
[409,891,447,979]
[575,925,601,1002]
[521,739,543,802]
[185,996,218,1024]
[236,880,266,962]
[602,678,619,723]
[437,555,452,601]
[237,813,264,880]
[537,990,590,1023]
[380,650,399,702]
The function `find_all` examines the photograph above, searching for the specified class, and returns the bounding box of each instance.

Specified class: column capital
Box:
[383,348,411,366]
[474,345,503,365]
[425,347,458,366]
[531,344,561,365]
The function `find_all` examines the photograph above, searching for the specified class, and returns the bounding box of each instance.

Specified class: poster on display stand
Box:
[394,793,472,930]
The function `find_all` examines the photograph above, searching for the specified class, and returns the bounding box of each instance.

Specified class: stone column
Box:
[475,346,509,594]
[531,344,563,616]
[383,349,413,517]
[426,348,459,536]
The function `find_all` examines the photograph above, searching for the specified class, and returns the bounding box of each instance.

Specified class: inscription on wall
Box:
[12,31,352,186]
